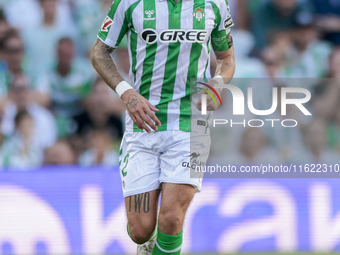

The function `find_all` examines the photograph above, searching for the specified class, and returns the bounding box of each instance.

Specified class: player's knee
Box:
[129,222,155,244]
[159,209,183,234]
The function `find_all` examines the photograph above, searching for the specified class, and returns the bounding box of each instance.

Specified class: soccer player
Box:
[91,0,235,254]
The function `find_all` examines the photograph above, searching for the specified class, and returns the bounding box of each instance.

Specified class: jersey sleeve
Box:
[211,0,234,52]
[97,0,129,48]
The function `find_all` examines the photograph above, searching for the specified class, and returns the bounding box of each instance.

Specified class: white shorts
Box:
[118,130,211,198]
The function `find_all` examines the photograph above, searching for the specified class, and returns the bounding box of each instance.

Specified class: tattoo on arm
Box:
[225,62,234,68]
[215,51,222,59]
[214,33,233,60]
[91,38,124,91]
[126,94,143,114]
[129,192,150,213]
[227,32,233,49]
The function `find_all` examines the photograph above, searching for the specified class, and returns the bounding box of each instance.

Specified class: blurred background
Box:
[0,0,340,254]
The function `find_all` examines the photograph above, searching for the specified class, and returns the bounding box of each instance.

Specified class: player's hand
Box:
[196,80,222,111]
[121,89,161,133]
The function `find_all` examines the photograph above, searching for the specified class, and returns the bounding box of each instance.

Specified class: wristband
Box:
[212,75,224,85]
[115,81,134,98]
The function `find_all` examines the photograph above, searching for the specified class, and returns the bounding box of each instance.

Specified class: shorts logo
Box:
[192,7,205,21]
[101,16,113,32]
[181,152,205,169]
[140,29,209,44]
[120,153,129,177]
[144,10,155,20]
[183,152,201,160]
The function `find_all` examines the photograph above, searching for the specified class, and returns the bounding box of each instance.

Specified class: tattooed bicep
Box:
[226,32,233,49]
[93,38,115,54]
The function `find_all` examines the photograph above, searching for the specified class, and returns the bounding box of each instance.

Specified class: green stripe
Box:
[114,1,141,47]
[209,1,230,51]
[205,112,211,134]
[179,0,205,131]
[130,31,138,83]
[134,0,157,132]
[156,0,182,132]
[208,1,221,26]
[98,0,123,41]
[203,36,211,82]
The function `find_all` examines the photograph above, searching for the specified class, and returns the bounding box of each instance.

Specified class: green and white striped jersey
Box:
[98,0,234,132]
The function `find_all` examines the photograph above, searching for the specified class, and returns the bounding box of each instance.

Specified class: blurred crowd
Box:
[0,0,339,169]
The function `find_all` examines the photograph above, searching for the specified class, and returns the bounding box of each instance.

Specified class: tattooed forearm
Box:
[126,94,143,114]
[91,38,124,91]
[215,51,223,59]
[129,192,150,213]
[225,62,234,68]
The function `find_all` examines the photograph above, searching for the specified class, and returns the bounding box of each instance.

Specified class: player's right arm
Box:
[91,39,161,133]
[91,40,161,133]
[91,0,161,133]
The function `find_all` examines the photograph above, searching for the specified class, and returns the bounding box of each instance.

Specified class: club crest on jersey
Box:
[144,10,155,20]
[192,7,205,21]
[101,16,113,32]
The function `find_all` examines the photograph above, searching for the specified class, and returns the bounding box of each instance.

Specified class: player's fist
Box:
[196,80,222,111]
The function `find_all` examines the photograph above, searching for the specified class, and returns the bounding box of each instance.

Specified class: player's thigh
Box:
[119,131,161,198]
[125,189,161,243]
[158,183,196,234]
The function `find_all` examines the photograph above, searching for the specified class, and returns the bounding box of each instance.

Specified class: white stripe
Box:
[218,0,233,31]
[127,30,133,84]
[197,40,209,80]
[105,0,138,47]
[167,0,194,130]
[197,3,215,81]
[148,0,169,107]
[203,3,216,80]
[155,241,182,253]
[126,2,145,131]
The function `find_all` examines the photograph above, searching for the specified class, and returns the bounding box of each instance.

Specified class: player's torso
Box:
[123,0,220,132]
[127,0,217,97]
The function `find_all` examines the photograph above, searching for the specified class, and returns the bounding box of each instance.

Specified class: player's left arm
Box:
[213,32,235,84]
[197,31,235,111]
[197,0,235,111]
